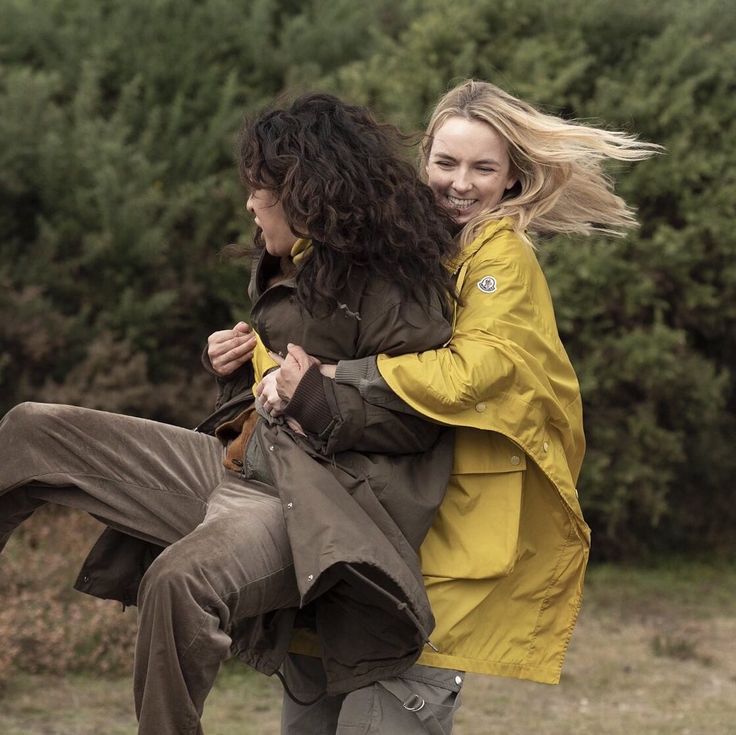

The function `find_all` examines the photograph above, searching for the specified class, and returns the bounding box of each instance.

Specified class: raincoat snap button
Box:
[543,441,549,452]
[474,402,486,412]
[510,455,521,466]
[307,574,314,582]
[455,675,463,685]
[268,445,275,452]
[286,502,293,509]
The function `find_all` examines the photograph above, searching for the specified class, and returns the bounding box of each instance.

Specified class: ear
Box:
[505,160,519,191]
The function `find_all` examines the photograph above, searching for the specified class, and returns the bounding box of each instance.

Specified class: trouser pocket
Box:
[337,664,464,735]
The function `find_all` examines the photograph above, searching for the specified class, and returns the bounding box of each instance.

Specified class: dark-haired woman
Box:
[0,93,458,735]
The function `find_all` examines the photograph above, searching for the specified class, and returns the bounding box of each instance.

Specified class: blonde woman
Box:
[257,79,659,734]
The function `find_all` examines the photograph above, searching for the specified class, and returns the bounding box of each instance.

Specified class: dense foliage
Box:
[1,0,734,560]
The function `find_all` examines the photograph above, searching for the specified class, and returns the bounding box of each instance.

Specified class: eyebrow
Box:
[430,150,501,166]
[431,151,502,166]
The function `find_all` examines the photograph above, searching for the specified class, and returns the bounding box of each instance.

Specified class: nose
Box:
[246,193,255,213]
[451,170,472,194]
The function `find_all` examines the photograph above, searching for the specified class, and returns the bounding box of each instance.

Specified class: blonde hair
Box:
[421,80,661,245]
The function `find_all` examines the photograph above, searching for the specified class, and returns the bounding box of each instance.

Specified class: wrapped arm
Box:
[327,231,581,453]
[378,246,566,418]
[283,298,452,455]
[333,356,422,416]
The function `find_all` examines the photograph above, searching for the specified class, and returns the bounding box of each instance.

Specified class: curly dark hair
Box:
[238,93,458,316]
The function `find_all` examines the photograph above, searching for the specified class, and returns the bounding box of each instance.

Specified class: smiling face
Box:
[246,188,297,257]
[426,116,517,225]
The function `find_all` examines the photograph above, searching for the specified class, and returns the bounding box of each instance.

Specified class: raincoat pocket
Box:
[420,429,525,579]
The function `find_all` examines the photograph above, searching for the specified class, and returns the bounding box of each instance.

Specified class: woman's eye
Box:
[434,160,454,169]
[477,167,496,174]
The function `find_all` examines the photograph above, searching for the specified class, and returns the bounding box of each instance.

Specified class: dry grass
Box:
[455,564,736,734]
[1,508,735,733]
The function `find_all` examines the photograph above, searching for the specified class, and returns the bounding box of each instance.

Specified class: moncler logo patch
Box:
[477,276,497,293]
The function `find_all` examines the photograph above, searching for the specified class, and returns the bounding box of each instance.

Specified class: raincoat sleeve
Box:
[375,232,580,444]
[324,228,580,464]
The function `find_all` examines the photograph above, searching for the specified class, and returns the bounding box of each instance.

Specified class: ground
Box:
[1,563,734,734]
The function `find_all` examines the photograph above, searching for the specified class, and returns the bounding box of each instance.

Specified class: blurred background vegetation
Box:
[1,0,734,571]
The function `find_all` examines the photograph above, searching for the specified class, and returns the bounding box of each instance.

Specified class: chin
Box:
[453,209,475,225]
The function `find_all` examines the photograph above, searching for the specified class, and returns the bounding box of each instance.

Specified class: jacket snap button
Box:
[455,675,463,685]
[268,445,275,452]
[307,574,314,581]
[510,455,521,466]
[286,502,293,509]
[82,574,90,583]
[543,441,549,452]
[474,402,486,412]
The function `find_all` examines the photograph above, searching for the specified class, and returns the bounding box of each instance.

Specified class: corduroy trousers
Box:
[0,402,299,735]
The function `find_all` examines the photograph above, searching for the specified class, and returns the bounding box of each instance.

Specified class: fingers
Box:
[319,363,337,379]
[215,348,255,376]
[208,332,254,359]
[257,371,287,415]
[268,351,285,366]
[207,323,256,376]
[286,343,313,370]
[210,335,256,363]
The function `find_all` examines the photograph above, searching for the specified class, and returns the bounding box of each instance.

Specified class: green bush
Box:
[1,0,734,558]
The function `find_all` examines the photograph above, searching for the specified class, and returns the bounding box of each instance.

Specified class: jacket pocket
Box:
[215,407,260,472]
[420,430,525,580]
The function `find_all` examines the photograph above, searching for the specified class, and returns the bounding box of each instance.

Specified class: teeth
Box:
[447,195,475,209]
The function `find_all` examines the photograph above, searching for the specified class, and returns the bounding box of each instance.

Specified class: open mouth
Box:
[445,195,476,210]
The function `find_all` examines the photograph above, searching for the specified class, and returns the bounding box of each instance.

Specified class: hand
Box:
[207,322,257,377]
[255,369,288,416]
[273,344,322,401]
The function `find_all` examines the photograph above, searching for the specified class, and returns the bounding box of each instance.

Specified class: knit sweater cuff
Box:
[334,356,380,389]
[287,364,334,435]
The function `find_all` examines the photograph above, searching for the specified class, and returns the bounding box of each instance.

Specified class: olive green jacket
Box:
[74,243,454,695]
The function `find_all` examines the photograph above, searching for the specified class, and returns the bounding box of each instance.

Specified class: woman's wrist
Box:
[285,364,334,434]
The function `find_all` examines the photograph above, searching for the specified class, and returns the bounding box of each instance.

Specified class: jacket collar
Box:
[448,217,516,275]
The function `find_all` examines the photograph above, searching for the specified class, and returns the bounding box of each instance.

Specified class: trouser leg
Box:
[0,402,301,734]
[281,654,464,735]
[338,665,463,735]
[135,477,300,735]
[0,401,224,547]
[280,653,344,734]
[0,489,44,552]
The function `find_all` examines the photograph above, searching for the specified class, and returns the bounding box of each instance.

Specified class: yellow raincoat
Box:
[378,218,590,683]
[257,219,590,684]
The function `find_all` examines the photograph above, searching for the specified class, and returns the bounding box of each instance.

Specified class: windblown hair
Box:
[238,93,458,316]
[421,80,661,245]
